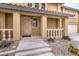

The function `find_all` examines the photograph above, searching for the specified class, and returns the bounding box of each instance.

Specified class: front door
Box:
[32,17,40,36]
[21,16,32,37]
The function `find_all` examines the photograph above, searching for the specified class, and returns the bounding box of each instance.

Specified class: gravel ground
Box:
[46,39,79,56]
[0,40,20,56]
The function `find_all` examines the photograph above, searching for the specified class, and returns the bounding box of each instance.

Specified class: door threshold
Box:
[22,35,31,37]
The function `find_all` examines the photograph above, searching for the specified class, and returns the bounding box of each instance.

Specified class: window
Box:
[27,3,32,8]
[32,18,38,27]
[41,3,45,10]
[35,3,39,9]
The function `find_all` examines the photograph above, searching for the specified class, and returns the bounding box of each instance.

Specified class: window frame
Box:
[32,18,38,28]
[41,3,45,10]
[35,3,39,9]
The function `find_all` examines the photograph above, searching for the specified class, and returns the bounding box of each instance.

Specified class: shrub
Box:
[0,41,12,49]
[47,38,54,42]
[62,36,71,41]
[68,44,79,56]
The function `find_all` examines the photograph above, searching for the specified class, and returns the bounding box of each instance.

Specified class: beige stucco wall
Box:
[78,23,79,33]
[65,8,79,33]
[0,13,13,38]
[13,12,20,40]
[0,13,5,29]
[5,14,13,29]
[0,13,13,29]
[47,18,58,29]
[41,15,47,39]
[63,8,78,23]
[47,3,58,11]
[78,13,79,33]
[0,13,5,38]
[62,18,68,36]
[62,6,79,33]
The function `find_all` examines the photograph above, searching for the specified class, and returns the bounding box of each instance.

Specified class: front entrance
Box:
[21,15,32,37]
[21,16,41,37]
[32,17,41,36]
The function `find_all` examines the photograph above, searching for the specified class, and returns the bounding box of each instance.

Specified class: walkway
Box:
[69,33,79,41]
[15,37,54,56]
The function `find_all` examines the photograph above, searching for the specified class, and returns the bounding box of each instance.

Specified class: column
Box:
[39,3,41,9]
[63,8,65,13]
[58,18,63,38]
[32,3,35,8]
[58,4,61,12]
[0,13,5,40]
[45,3,47,10]
[13,12,20,40]
[58,18,62,28]
[64,18,68,36]
[41,15,47,39]
[0,13,5,29]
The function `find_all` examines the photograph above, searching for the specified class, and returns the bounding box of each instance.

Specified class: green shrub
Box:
[68,44,79,56]
[62,36,71,41]
[0,41,12,49]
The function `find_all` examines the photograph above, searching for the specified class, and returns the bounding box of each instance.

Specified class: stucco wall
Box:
[0,13,5,29]
[5,14,13,29]
[47,18,58,29]
[64,9,78,23]
[65,9,79,33]
[47,3,58,11]
[0,13,13,38]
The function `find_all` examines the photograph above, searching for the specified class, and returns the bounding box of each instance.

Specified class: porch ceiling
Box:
[0,3,74,17]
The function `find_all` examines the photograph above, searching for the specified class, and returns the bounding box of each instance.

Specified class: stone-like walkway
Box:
[47,39,79,56]
[15,37,54,56]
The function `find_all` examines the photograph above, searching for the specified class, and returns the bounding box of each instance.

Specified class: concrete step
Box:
[36,52,53,56]
[15,47,53,56]
[15,37,54,56]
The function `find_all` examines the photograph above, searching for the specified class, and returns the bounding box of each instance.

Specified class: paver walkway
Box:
[15,37,54,56]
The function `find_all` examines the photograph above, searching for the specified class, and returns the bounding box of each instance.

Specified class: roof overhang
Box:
[0,3,74,17]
